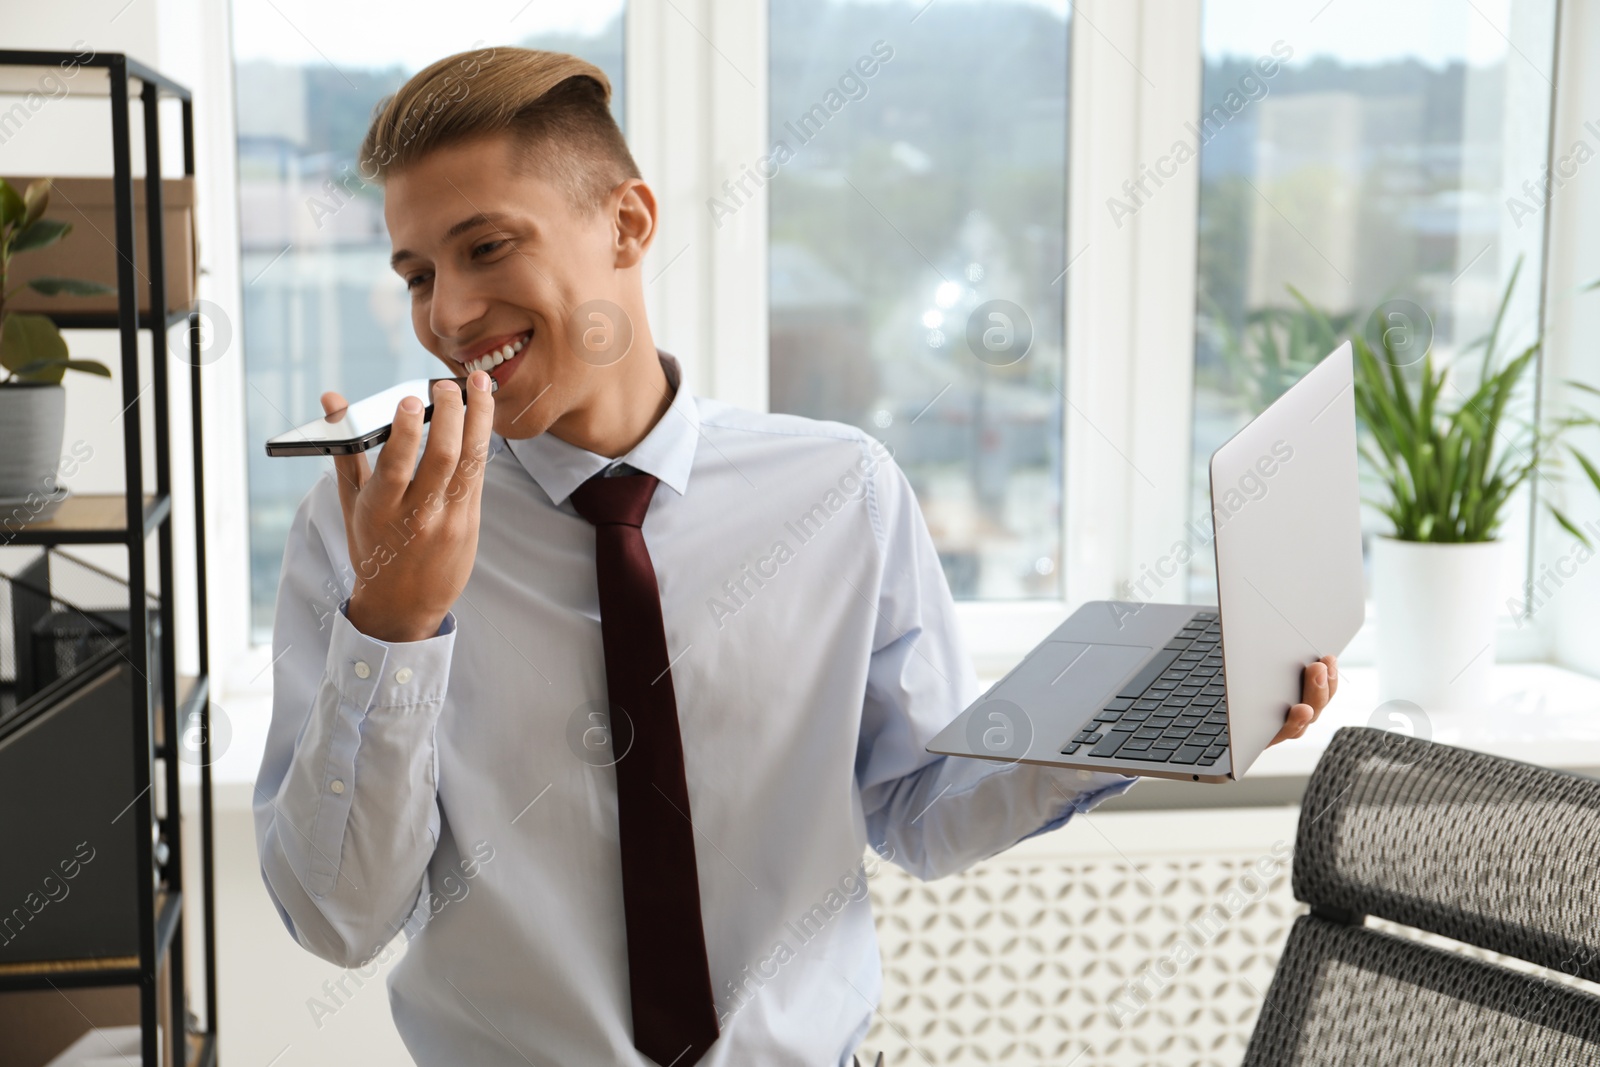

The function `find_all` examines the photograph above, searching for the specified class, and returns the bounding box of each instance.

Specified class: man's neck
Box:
[549,335,675,459]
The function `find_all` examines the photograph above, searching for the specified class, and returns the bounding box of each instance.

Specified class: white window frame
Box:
[206,0,1600,703]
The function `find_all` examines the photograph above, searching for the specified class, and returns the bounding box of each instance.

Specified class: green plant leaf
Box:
[26,276,115,297]
[58,358,111,377]
[1548,504,1591,549]
[0,179,24,228]
[21,179,50,227]
[10,218,72,253]
[1473,255,1522,382]
[1569,444,1600,498]
[0,311,69,376]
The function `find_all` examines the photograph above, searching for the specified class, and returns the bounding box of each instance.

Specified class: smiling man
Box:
[254,47,1336,1067]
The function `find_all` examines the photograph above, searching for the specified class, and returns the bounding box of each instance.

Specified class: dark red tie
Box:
[569,470,719,1066]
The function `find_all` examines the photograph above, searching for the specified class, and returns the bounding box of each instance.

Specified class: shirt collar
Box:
[498,349,699,507]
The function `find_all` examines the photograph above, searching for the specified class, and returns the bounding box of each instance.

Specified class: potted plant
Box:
[0,177,113,511]
[1353,260,1600,711]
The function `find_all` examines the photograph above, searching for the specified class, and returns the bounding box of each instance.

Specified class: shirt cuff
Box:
[1019,770,1138,842]
[331,597,456,711]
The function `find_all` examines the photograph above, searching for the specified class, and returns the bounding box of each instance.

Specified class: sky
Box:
[230,0,1544,74]
[1201,0,1540,68]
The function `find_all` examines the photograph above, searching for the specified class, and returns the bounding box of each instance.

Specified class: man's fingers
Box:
[1269,703,1315,746]
[412,379,465,502]
[368,391,426,511]
[1302,659,1332,712]
[321,391,372,509]
[455,369,497,508]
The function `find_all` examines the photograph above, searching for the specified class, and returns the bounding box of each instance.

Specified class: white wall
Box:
[194,790,416,1066]
[1548,0,1600,675]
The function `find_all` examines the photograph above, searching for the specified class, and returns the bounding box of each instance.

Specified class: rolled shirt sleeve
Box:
[855,441,1136,882]
[253,470,458,968]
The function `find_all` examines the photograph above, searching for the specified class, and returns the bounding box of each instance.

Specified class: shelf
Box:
[187,1030,216,1067]
[46,307,195,333]
[154,673,206,759]
[0,49,212,1067]
[4,493,169,545]
[0,954,140,991]
[154,889,181,965]
[0,52,192,101]
[0,891,181,992]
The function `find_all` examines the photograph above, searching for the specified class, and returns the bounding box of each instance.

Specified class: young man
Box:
[255,47,1336,1067]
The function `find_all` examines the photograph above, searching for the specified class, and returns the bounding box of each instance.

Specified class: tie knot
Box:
[570,470,658,528]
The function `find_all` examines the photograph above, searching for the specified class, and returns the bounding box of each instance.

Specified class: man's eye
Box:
[474,239,506,256]
[405,273,431,291]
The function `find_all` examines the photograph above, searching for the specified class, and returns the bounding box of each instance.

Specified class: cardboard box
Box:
[3,176,196,318]
[0,988,138,1067]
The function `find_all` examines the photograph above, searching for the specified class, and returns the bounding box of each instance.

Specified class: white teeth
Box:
[462,332,529,374]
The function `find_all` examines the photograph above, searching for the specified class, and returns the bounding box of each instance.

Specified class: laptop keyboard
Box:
[1059,611,1228,768]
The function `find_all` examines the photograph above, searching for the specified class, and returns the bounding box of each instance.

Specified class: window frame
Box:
[210,0,1596,702]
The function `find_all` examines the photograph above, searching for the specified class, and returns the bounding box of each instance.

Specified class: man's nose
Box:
[428,270,491,342]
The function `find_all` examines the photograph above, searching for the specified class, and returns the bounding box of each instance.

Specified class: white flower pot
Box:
[0,382,66,498]
[1370,536,1501,712]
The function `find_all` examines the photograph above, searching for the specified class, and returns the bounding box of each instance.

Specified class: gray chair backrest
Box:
[1242,726,1600,1066]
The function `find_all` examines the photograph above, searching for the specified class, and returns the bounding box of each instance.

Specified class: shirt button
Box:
[353,660,370,679]
[330,779,345,794]
[394,667,413,684]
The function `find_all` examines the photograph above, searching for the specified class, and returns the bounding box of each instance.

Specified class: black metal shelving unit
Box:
[0,50,218,1067]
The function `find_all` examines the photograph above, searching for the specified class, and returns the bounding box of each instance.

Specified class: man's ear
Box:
[612,178,657,270]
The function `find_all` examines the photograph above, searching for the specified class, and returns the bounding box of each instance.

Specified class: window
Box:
[232,2,625,641]
[767,0,1070,600]
[1187,0,1558,603]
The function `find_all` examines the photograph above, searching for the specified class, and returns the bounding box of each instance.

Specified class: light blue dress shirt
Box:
[254,351,1136,1066]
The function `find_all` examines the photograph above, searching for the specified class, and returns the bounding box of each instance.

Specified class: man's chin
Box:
[495,393,558,440]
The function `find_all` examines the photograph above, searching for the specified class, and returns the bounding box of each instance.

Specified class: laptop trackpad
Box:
[994,640,1154,720]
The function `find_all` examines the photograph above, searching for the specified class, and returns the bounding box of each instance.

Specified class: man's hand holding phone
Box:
[326,370,496,643]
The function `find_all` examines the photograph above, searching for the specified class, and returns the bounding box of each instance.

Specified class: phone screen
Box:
[264,377,492,457]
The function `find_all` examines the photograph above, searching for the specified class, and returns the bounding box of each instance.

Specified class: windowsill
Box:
[189,661,1600,812]
[1245,661,1600,779]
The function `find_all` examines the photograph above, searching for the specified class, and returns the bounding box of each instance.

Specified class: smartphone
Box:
[264,377,498,457]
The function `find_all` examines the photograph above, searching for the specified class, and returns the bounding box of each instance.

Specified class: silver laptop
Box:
[928,342,1365,783]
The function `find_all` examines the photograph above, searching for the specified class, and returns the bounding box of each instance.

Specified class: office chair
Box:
[1242,725,1600,1065]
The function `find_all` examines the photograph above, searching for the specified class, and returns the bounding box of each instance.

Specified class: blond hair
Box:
[358,46,639,212]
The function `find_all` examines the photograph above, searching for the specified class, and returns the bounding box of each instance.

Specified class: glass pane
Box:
[234,3,625,641]
[1189,0,1556,603]
[768,0,1069,600]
